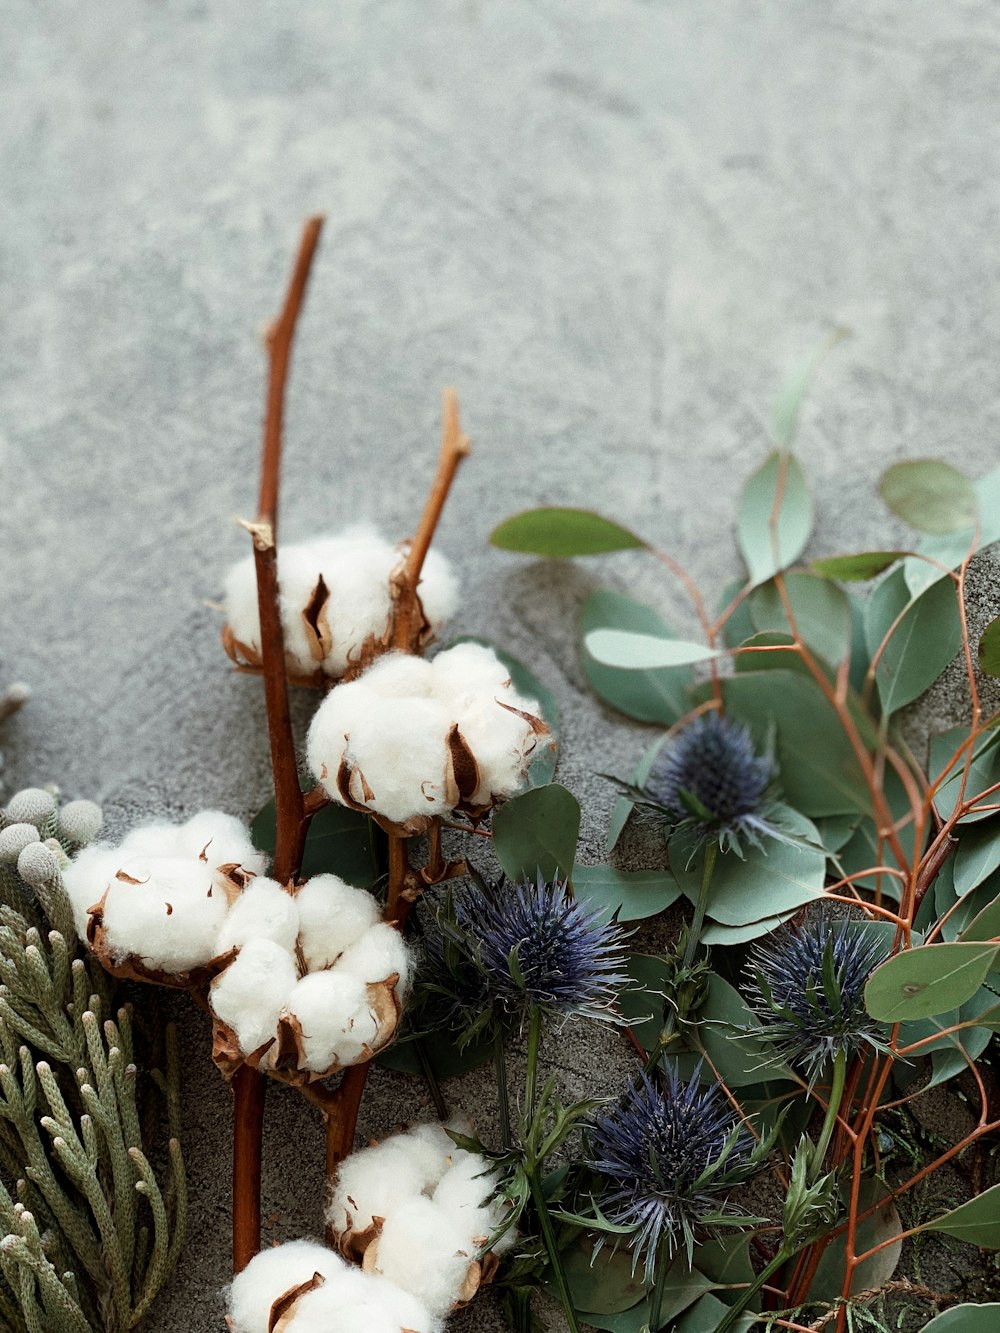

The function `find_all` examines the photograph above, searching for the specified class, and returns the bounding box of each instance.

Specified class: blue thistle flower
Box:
[430,872,631,1028]
[743,915,890,1086]
[639,712,779,854]
[587,1066,758,1275]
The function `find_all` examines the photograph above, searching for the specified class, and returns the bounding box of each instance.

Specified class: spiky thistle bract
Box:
[630,712,783,856]
[586,1066,761,1276]
[743,914,890,1086]
[425,870,631,1039]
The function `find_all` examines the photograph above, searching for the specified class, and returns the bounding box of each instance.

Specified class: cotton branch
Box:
[232,215,325,1277]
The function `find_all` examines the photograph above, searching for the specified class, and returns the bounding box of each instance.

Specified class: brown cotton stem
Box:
[232,215,325,1277]
[393,387,471,652]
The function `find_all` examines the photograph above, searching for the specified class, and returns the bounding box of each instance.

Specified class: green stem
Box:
[714,1248,791,1333]
[527,1168,581,1333]
[647,1233,672,1331]
[524,1007,543,1125]
[494,1023,512,1151]
[413,1037,448,1121]
[811,1048,848,1181]
[647,840,718,1071]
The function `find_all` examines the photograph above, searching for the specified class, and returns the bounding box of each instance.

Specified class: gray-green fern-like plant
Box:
[0,787,186,1333]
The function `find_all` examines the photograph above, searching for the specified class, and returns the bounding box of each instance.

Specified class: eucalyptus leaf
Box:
[959,877,1000,942]
[732,631,804,675]
[834,763,921,900]
[924,1183,1000,1247]
[736,451,813,587]
[668,975,797,1088]
[671,1292,755,1332]
[617,954,671,1055]
[772,328,847,448]
[584,629,720,671]
[979,615,1000,678]
[930,726,1000,825]
[581,590,693,724]
[376,1026,492,1079]
[607,736,667,852]
[809,1179,901,1301]
[922,1306,1000,1333]
[810,551,908,581]
[700,912,799,945]
[669,807,826,926]
[902,465,1000,598]
[558,1238,650,1315]
[954,823,1000,897]
[879,459,978,534]
[865,942,1000,1021]
[490,507,646,557]
[748,572,852,666]
[572,865,681,922]
[864,566,962,714]
[718,578,756,649]
[492,784,581,883]
[252,797,380,888]
[722,671,872,816]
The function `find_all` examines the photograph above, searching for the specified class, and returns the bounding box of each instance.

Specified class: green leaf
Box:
[772,329,847,448]
[732,631,804,676]
[701,912,799,945]
[864,942,1000,1021]
[810,1179,901,1301]
[453,637,560,785]
[580,590,693,724]
[864,567,962,714]
[954,823,1000,897]
[902,467,1000,598]
[879,460,978,534]
[672,1292,755,1333]
[584,630,719,671]
[572,865,681,922]
[490,508,646,558]
[558,1238,651,1315]
[814,814,861,854]
[922,1305,1000,1333]
[617,954,670,1054]
[607,736,666,853]
[959,881,1000,942]
[810,551,908,581]
[252,797,380,887]
[492,784,580,883]
[924,1183,1000,1248]
[718,578,757,649]
[668,975,796,1088]
[669,807,827,927]
[722,671,872,817]
[979,615,1000,678]
[748,572,852,666]
[930,727,1000,825]
[834,763,922,901]
[376,1026,492,1079]
[736,451,813,587]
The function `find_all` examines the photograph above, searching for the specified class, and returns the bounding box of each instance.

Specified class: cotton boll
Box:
[100,857,230,973]
[225,543,330,677]
[216,879,300,954]
[226,1239,345,1333]
[399,1122,460,1186]
[62,846,124,936]
[345,698,451,824]
[284,970,380,1072]
[313,529,396,677]
[433,1152,498,1222]
[119,822,185,859]
[328,1141,437,1236]
[415,548,459,633]
[211,939,298,1056]
[451,694,539,806]
[429,642,513,700]
[305,679,378,783]
[284,1267,440,1333]
[356,651,437,701]
[369,1196,476,1319]
[336,923,411,997]
[176,810,266,875]
[295,875,381,971]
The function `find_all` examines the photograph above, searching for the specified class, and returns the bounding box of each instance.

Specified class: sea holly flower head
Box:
[427,871,630,1033]
[640,711,778,854]
[743,914,890,1086]
[586,1065,759,1276]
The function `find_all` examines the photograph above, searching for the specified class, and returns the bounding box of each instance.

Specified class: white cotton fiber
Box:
[433,1152,497,1227]
[294,874,381,971]
[284,970,379,1072]
[226,1239,345,1333]
[356,651,437,700]
[340,697,452,824]
[329,1141,437,1237]
[336,923,411,996]
[412,548,459,638]
[216,879,300,954]
[211,939,298,1056]
[399,1122,459,1186]
[100,856,230,973]
[369,1196,476,1319]
[175,810,266,875]
[428,642,512,699]
[118,822,185,860]
[282,1265,440,1333]
[62,846,122,935]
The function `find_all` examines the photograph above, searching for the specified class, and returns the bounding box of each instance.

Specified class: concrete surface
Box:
[3,2,1000,1329]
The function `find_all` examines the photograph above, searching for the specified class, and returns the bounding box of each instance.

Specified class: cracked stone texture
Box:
[2,2,1000,1329]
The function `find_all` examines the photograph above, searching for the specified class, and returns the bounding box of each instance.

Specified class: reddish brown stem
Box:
[233,216,325,1276]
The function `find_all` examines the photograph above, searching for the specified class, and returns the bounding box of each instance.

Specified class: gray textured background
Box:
[3,2,1000,1329]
